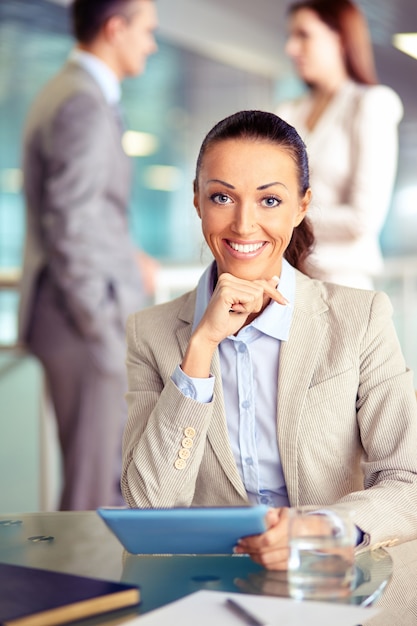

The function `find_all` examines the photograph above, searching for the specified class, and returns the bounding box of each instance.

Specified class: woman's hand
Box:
[200,273,286,343]
[234,507,290,571]
[181,273,287,378]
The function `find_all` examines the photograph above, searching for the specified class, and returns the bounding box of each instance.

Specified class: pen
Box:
[225,597,271,626]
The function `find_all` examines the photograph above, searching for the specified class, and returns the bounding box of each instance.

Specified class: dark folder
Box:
[0,562,140,626]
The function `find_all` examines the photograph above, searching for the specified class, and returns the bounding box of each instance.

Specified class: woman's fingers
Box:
[254,276,289,306]
[196,273,288,346]
[234,507,290,571]
[246,547,290,571]
[218,273,288,312]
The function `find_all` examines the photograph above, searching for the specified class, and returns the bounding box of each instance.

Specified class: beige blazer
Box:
[121,269,417,550]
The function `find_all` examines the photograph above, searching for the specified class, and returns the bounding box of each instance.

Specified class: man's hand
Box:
[135,249,160,296]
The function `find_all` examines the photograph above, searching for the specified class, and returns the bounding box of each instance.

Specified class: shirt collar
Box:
[69,48,121,105]
[193,259,295,341]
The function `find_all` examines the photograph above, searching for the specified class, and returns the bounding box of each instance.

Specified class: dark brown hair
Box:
[194,110,315,275]
[72,0,150,43]
[288,0,378,85]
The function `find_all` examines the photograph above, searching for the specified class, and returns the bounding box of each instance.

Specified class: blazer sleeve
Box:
[310,85,404,243]
[121,308,216,508]
[333,290,417,548]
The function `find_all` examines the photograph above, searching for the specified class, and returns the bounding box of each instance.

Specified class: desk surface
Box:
[0,511,416,625]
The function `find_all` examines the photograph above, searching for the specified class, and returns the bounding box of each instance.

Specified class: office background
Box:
[1,0,416,512]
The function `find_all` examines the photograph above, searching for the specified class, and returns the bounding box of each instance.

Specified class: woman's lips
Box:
[224,240,267,255]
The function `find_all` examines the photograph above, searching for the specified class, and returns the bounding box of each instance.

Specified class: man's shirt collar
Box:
[69,48,121,105]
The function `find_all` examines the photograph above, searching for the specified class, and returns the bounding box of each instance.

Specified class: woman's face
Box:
[285,8,345,86]
[194,138,310,281]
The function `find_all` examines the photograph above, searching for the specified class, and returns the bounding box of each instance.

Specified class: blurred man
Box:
[18,0,158,510]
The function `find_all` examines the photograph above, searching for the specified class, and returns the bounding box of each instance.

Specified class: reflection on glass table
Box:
[224,549,393,608]
[120,547,392,615]
[0,511,403,626]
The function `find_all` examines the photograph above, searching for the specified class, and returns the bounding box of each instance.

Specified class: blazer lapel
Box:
[277,272,329,505]
[176,292,247,499]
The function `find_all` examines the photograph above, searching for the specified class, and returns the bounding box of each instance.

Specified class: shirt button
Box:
[178,448,190,460]
[238,344,246,353]
[260,496,269,505]
[182,437,193,449]
[174,458,186,470]
[241,400,250,409]
[181,380,197,399]
[245,457,253,466]
[184,427,196,439]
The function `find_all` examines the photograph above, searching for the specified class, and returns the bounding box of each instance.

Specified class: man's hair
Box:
[72,0,147,43]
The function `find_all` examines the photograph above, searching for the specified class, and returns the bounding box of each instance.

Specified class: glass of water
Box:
[288,506,356,601]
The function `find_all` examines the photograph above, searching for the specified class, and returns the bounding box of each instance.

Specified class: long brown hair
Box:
[194,110,315,275]
[288,0,378,85]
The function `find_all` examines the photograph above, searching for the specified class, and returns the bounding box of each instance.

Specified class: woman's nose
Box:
[231,205,258,235]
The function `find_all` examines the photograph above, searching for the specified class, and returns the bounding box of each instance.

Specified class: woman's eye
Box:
[262,196,281,208]
[211,193,232,205]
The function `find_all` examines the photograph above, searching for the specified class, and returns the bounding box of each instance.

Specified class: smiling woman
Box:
[193,111,314,283]
[121,110,417,572]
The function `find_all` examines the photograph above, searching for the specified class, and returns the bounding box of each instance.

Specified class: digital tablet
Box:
[97,505,269,555]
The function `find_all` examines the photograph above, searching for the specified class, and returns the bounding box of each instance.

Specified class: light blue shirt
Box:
[172,260,296,507]
[69,48,121,105]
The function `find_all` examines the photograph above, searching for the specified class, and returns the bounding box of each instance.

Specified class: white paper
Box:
[122,590,382,625]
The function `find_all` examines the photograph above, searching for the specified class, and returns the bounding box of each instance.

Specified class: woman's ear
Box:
[193,181,201,218]
[295,188,311,226]
[194,196,201,219]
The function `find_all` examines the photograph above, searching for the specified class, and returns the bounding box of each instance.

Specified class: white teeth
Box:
[229,241,264,253]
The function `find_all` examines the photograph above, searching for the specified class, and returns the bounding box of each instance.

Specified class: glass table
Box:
[0,511,416,625]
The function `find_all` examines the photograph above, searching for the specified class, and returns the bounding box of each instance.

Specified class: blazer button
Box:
[178,448,191,460]
[184,427,196,438]
[182,437,193,449]
[174,458,186,470]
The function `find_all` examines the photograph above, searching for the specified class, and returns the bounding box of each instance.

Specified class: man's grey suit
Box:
[19,61,145,510]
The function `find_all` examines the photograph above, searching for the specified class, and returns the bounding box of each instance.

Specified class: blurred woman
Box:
[276,0,403,288]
